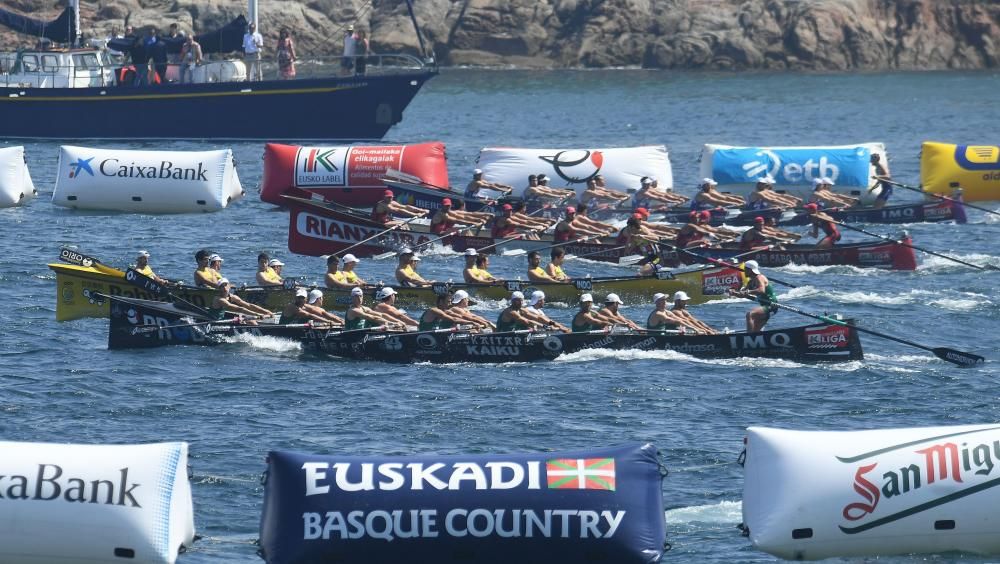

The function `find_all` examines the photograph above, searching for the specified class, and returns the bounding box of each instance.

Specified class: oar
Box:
[876,177,1000,218]
[568,243,631,262]
[330,212,428,259]
[767,301,984,367]
[661,242,799,288]
[122,268,217,318]
[372,227,463,260]
[385,168,463,195]
[474,233,529,254]
[830,219,1000,271]
[506,234,601,257]
[129,315,284,334]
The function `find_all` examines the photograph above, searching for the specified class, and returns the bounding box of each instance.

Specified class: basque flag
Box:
[546,458,616,490]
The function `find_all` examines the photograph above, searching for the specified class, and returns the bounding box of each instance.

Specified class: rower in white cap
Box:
[747,176,801,210]
[692,178,744,210]
[808,176,859,209]
[496,291,544,332]
[571,293,612,332]
[448,289,495,331]
[595,293,641,330]
[208,254,224,278]
[395,248,433,288]
[345,286,400,330]
[281,287,332,325]
[730,259,777,332]
[210,278,273,322]
[304,289,345,325]
[523,290,570,332]
[632,176,688,211]
[133,250,170,284]
[465,168,513,200]
[373,287,419,329]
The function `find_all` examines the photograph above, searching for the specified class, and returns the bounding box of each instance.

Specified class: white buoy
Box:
[0,146,37,207]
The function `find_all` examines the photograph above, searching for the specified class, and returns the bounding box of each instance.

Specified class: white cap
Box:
[451,289,470,304]
[137,250,150,258]
[640,177,652,186]
[580,293,593,303]
[307,289,323,304]
[823,177,835,186]
[538,174,548,180]
[464,248,478,256]
[744,260,761,274]
[701,178,718,186]
[351,287,364,297]
[529,290,545,306]
[295,288,308,298]
[209,254,223,263]
[473,168,483,175]
[653,292,667,303]
[812,177,824,187]
[342,253,359,264]
[268,258,284,266]
[605,293,623,304]
[399,247,414,256]
[673,290,691,302]
[376,287,396,300]
[510,291,525,301]
[412,254,422,262]
[216,278,230,287]
[757,175,776,185]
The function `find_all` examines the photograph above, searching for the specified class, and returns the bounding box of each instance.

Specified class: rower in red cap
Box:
[491,203,542,240]
[429,197,488,235]
[805,202,841,248]
[371,189,427,226]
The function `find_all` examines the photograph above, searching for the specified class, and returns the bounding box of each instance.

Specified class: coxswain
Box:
[571,293,612,332]
[523,291,570,332]
[805,203,841,248]
[668,291,715,334]
[194,249,222,288]
[448,290,495,331]
[209,254,224,279]
[580,178,629,208]
[373,287,419,329]
[730,260,776,333]
[345,287,399,330]
[546,248,571,281]
[692,178,744,210]
[594,293,641,330]
[465,169,513,199]
[395,249,433,287]
[527,251,560,283]
[496,291,544,332]
[371,189,427,226]
[491,204,540,240]
[304,289,345,325]
[418,293,465,331]
[256,253,282,287]
[281,288,331,324]
[809,177,859,209]
[209,278,273,322]
[133,250,169,284]
[747,176,801,210]
[868,153,893,209]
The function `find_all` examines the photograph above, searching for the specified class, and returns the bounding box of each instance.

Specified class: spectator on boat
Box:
[211,278,273,322]
[166,23,184,64]
[692,178,744,210]
[868,153,893,209]
[281,288,331,324]
[373,287,419,328]
[354,28,370,75]
[256,253,282,286]
[449,290,495,331]
[243,22,264,81]
[465,169,513,199]
[594,293,641,330]
[464,252,500,284]
[276,28,296,80]
[341,24,356,75]
[395,250,433,287]
[371,190,427,226]
[194,249,222,287]
[345,287,400,330]
[305,289,345,325]
[146,28,168,83]
[523,291,570,332]
[572,293,611,332]
[133,250,170,284]
[731,260,776,333]
[179,34,202,84]
[805,203,841,249]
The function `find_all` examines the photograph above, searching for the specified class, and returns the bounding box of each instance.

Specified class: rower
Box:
[133,250,169,284]
[305,289,345,325]
[674,211,713,250]
[525,174,575,206]
[805,203,841,249]
[449,289,495,331]
[430,198,486,235]
[574,203,618,235]
[281,288,331,325]
[868,153,893,209]
[747,176,801,210]
[371,189,427,227]
[418,293,465,331]
[465,168,513,199]
[527,250,560,283]
[496,291,544,332]
[730,260,776,333]
[572,293,612,332]
[335,254,366,287]
[633,177,687,210]
[491,204,540,240]
[256,253,282,287]
[617,215,660,257]
[692,178,744,210]
[669,291,715,334]
[209,254,224,278]
[373,287,419,329]
[595,293,641,330]
[194,249,222,288]
[524,290,570,332]
[547,248,571,281]
[324,255,346,289]
[269,259,287,283]
[395,249,432,287]
[739,216,771,250]
[468,253,499,284]
[634,208,679,240]
[210,278,273,322]
[510,201,554,231]
[345,287,399,330]
[809,177,859,209]
[580,177,629,208]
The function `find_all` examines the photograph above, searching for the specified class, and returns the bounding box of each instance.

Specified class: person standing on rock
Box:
[243,23,264,81]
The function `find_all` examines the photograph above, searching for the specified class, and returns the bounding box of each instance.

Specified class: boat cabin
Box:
[0,48,115,88]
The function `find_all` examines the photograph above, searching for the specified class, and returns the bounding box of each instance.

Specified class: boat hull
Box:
[657,200,964,227]
[663,238,919,270]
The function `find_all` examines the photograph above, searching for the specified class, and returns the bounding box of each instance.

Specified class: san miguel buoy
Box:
[0,440,195,563]
[0,145,36,207]
[743,424,1000,560]
[259,443,666,563]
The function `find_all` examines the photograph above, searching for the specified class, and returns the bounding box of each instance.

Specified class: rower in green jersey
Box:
[571,293,611,333]
[730,260,777,333]
[647,291,715,334]
[418,293,465,331]
[210,278,273,323]
[280,288,331,325]
[496,291,543,332]
[345,287,399,330]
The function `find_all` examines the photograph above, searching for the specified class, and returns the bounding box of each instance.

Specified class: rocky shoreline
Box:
[1,0,997,70]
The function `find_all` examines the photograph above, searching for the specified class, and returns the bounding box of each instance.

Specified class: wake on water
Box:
[665,500,742,526]
[223,333,302,353]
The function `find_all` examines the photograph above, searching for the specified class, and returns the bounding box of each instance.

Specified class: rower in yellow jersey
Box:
[193,249,222,288]
[527,251,560,283]
[546,248,571,282]
[256,253,282,287]
[464,250,501,284]
[395,248,433,288]
[333,254,366,287]
[133,250,170,284]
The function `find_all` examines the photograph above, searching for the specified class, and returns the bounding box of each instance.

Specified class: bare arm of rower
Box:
[528,268,561,283]
[388,202,429,217]
[228,294,274,316]
[376,305,418,327]
[220,297,271,318]
[306,304,344,325]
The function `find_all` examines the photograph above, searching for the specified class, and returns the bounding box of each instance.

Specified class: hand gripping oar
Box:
[876,177,1000,219]
[830,220,1000,271]
[768,301,985,368]
[660,242,799,288]
[331,212,429,259]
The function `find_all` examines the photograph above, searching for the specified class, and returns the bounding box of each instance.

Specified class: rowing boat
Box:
[662,237,919,270]
[107,295,863,363]
[653,199,964,227]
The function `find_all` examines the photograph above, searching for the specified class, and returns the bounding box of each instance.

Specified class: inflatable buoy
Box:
[52,146,244,213]
[259,443,666,564]
[700,143,888,204]
[260,142,449,206]
[0,145,36,207]
[476,146,673,196]
[743,424,1000,560]
[921,141,1000,202]
[0,440,195,563]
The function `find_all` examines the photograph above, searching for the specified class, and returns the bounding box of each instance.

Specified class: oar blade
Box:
[932,347,986,368]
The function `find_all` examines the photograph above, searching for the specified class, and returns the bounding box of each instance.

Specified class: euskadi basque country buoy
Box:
[259,443,666,564]
[260,142,450,206]
[0,440,195,564]
[921,141,1000,202]
[0,145,36,207]
[476,145,673,195]
[52,145,244,213]
[743,424,1000,560]
[700,143,888,204]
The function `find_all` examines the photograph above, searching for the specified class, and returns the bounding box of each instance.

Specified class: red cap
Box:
[688,211,698,220]
[502,203,513,211]
[566,206,576,214]
[383,190,394,198]
[441,198,452,206]
[754,216,765,223]
[805,203,819,211]
[631,213,643,220]
[699,210,712,220]
[636,207,650,218]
